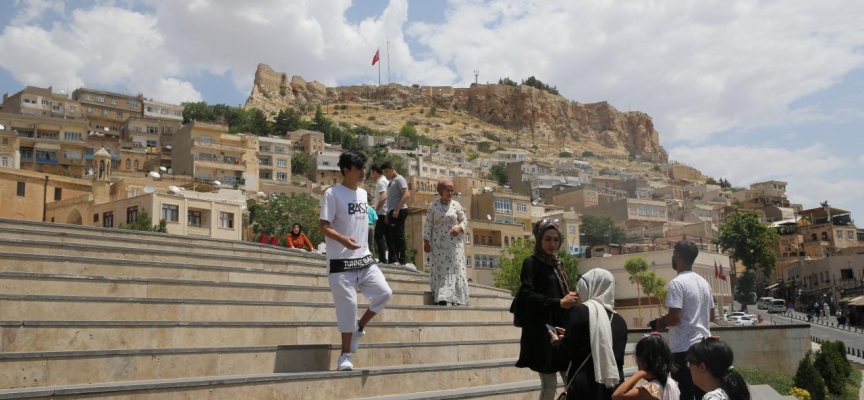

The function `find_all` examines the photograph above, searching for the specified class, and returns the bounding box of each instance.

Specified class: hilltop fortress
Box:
[245,63,669,163]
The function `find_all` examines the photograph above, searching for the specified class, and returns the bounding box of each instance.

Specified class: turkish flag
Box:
[720,262,727,281]
[372,50,380,66]
[714,260,719,279]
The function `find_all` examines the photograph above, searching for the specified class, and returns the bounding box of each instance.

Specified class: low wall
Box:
[628,324,810,375]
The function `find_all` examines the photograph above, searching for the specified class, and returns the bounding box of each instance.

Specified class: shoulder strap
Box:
[560,354,591,396]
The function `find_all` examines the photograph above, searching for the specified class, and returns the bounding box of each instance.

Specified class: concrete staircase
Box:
[0,218,546,399]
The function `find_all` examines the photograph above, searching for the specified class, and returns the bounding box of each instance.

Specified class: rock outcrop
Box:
[245,63,668,162]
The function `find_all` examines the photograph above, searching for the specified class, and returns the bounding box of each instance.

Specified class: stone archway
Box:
[67,209,83,225]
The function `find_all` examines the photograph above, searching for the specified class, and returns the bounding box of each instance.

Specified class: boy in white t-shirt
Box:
[319,150,393,371]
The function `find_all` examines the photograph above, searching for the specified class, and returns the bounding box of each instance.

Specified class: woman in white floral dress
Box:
[423,179,469,306]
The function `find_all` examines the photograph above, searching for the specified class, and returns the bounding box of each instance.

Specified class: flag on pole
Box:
[372,49,380,66]
[714,260,720,279]
[719,261,727,281]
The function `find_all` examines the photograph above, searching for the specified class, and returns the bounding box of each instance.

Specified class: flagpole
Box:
[387,37,391,84]
[378,54,381,87]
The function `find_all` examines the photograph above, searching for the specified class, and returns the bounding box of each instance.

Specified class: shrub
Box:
[814,340,852,394]
[412,84,419,88]
[559,151,572,158]
[332,111,338,115]
[582,151,594,158]
[448,118,456,124]
[368,115,376,121]
[794,351,827,400]
[426,105,437,117]
[419,108,424,114]
[279,87,287,96]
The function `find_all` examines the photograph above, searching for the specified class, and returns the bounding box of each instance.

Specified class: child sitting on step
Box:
[612,332,680,400]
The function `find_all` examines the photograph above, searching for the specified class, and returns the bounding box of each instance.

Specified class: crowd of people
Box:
[274,149,753,399]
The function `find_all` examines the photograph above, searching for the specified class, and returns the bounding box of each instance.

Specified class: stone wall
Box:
[628,324,810,375]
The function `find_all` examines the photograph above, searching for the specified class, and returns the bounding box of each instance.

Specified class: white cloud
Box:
[409,0,864,143]
[11,0,64,25]
[670,144,864,217]
[0,3,201,103]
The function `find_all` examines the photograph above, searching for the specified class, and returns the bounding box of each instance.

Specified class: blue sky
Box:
[0,0,862,219]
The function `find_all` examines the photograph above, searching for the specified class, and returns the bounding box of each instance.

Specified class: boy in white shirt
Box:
[319,151,393,371]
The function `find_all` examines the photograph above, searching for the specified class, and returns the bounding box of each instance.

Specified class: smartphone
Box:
[545,324,557,333]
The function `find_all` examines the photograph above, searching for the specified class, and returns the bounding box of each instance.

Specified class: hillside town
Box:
[1,83,862,318]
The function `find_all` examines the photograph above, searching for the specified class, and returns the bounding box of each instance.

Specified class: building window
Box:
[103,212,114,228]
[259,172,271,179]
[63,132,83,141]
[175,110,183,117]
[188,211,202,227]
[277,159,287,167]
[516,204,527,213]
[127,100,139,109]
[569,226,576,234]
[111,99,116,105]
[86,107,94,113]
[93,213,99,222]
[219,212,234,229]
[116,111,123,117]
[277,172,288,180]
[1,157,8,167]
[849,231,855,240]
[101,109,108,116]
[493,197,512,214]
[837,230,843,239]
[163,127,173,134]
[466,234,471,244]
[96,96,104,103]
[162,204,179,222]
[133,160,139,170]
[54,187,62,201]
[111,160,119,169]
[2,138,7,144]
[274,146,284,153]
[126,206,138,223]
[125,159,131,169]
[147,126,158,134]
[146,140,157,148]
[16,181,25,196]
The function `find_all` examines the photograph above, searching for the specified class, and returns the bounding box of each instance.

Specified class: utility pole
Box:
[474,70,479,85]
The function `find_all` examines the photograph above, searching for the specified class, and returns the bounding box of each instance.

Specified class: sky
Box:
[1,0,863,220]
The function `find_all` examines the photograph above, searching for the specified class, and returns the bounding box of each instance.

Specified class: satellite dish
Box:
[103,127,110,132]
[159,166,167,172]
[486,214,492,221]
[212,180,221,186]
[149,171,161,179]
[257,191,266,197]
[0,124,4,130]
[168,185,181,193]
[86,168,94,176]
[531,198,540,206]
[167,168,173,174]
[143,185,156,194]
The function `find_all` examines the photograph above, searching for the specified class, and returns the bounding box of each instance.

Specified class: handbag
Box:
[509,290,522,327]
[556,354,591,400]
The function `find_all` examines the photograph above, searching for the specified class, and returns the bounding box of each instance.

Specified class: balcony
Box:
[35,156,59,164]
[193,138,246,153]
[194,155,246,171]
[187,226,211,237]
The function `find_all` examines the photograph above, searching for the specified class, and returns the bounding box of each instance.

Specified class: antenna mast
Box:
[474,70,479,85]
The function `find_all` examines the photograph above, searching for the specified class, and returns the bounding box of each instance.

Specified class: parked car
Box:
[726,312,746,321]
[732,316,755,326]
[769,299,787,313]
[758,297,774,310]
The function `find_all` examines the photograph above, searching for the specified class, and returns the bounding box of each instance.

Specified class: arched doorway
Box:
[67,209,83,225]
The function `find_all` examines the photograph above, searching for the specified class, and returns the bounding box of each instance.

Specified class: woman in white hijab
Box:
[550,268,628,400]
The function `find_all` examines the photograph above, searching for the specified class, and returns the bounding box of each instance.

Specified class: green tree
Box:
[489,162,509,185]
[579,215,626,249]
[273,108,302,134]
[624,256,649,322]
[640,272,667,317]
[559,151,573,158]
[247,108,271,135]
[399,122,417,138]
[291,153,311,176]
[713,210,780,304]
[492,239,579,296]
[467,152,479,161]
[706,177,719,185]
[119,209,168,233]
[719,178,732,189]
[794,351,827,400]
[248,193,323,247]
[581,151,594,158]
[181,101,217,124]
[477,142,492,153]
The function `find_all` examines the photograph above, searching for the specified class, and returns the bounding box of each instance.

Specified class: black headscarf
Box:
[532,219,570,295]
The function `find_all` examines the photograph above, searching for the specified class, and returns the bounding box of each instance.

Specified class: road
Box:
[749,308,864,353]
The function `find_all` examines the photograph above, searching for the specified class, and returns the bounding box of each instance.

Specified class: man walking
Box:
[382,161,410,265]
[370,164,389,264]
[319,150,393,371]
[653,241,715,400]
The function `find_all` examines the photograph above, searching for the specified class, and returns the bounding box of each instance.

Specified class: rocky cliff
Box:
[245,63,668,162]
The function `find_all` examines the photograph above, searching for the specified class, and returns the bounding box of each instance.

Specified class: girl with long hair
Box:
[612,333,680,400]
[687,338,751,400]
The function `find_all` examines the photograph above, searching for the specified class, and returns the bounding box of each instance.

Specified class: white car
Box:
[728,316,755,326]
[726,312,746,322]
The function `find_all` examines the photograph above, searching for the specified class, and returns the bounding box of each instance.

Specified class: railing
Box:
[187,226,211,237]
[35,156,59,164]
[259,160,272,166]
[194,155,246,166]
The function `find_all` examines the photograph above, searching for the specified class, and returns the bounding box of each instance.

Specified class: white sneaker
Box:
[337,353,353,371]
[350,329,365,353]
[392,262,402,267]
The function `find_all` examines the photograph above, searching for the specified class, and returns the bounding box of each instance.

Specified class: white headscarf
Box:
[575,268,620,388]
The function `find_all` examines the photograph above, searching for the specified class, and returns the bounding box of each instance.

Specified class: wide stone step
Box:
[0,294,511,323]
[0,252,509,296]
[0,359,535,399]
[0,320,520,353]
[351,381,543,400]
[0,340,519,389]
[0,272,513,307]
